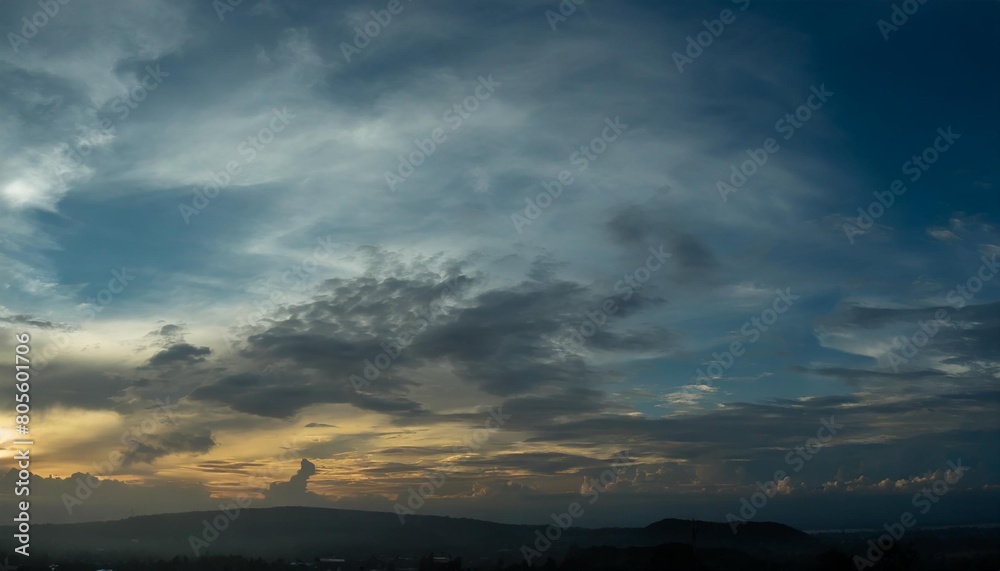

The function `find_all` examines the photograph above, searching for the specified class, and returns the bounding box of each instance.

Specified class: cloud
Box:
[144,343,212,367]
[0,311,56,329]
[260,458,330,507]
[121,429,216,466]
[0,469,213,524]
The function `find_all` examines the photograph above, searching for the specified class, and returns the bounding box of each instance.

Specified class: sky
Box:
[0,0,998,532]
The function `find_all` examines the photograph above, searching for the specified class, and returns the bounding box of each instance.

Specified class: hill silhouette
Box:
[0,506,824,562]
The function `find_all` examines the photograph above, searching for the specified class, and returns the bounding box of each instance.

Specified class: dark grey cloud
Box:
[510,389,1000,483]
[187,370,425,419]
[669,232,720,282]
[451,451,624,475]
[28,360,136,409]
[121,429,216,466]
[145,343,212,367]
[604,204,719,285]
[606,206,653,247]
[407,277,671,395]
[186,249,673,417]
[819,300,1000,330]
[815,301,1000,377]
[194,460,270,476]
[0,312,57,328]
[145,323,186,344]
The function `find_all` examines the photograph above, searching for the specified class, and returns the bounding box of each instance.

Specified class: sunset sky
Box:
[0,0,998,531]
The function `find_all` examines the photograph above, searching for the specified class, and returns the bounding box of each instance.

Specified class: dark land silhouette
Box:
[1,506,997,569]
